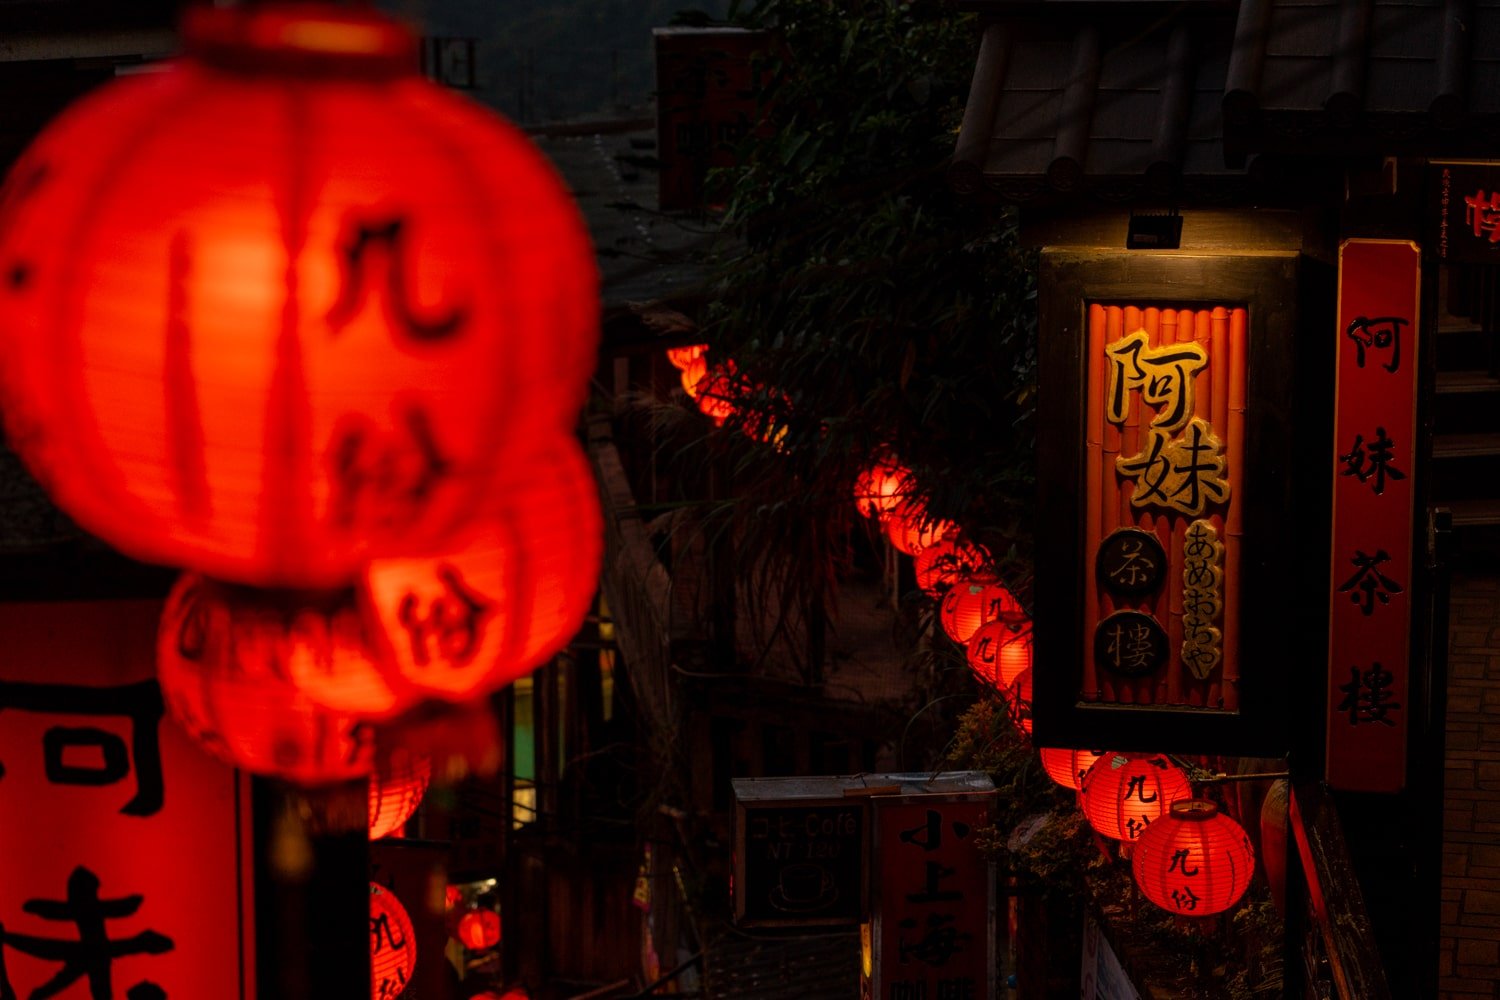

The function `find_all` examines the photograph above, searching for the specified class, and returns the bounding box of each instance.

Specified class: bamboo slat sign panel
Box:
[1083,305,1246,711]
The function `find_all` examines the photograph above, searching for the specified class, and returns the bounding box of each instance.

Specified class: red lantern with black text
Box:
[967,619,1032,690]
[914,536,992,595]
[457,908,502,950]
[1079,753,1192,842]
[1039,748,1107,791]
[0,3,598,588]
[369,749,430,840]
[1008,667,1033,735]
[884,499,954,556]
[371,882,417,1000]
[156,573,375,785]
[853,454,912,519]
[1132,799,1255,916]
[939,578,1021,644]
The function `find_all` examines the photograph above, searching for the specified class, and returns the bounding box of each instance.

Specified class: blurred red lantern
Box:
[1079,753,1192,842]
[0,2,597,589]
[914,536,992,595]
[666,343,708,370]
[939,578,1021,644]
[368,749,430,840]
[966,619,1032,690]
[359,434,601,703]
[445,885,464,911]
[1132,799,1255,916]
[884,500,954,556]
[1008,667,1033,735]
[681,355,707,399]
[853,454,911,519]
[695,363,738,425]
[371,882,417,1000]
[1038,748,1107,791]
[457,907,502,950]
[156,573,375,785]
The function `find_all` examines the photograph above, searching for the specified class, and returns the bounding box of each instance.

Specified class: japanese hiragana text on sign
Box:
[0,602,253,1000]
[1083,305,1244,712]
[873,799,992,1000]
[1326,241,1420,792]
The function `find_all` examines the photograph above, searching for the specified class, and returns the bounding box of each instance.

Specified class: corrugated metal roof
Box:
[953,0,1500,202]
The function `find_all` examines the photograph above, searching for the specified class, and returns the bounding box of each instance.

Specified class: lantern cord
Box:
[1166,753,1289,785]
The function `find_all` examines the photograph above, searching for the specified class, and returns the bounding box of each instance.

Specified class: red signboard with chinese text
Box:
[870,796,993,1000]
[1326,240,1420,792]
[1081,305,1246,713]
[1431,161,1500,262]
[0,601,254,999]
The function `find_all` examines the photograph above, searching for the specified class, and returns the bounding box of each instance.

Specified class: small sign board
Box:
[1431,161,1500,262]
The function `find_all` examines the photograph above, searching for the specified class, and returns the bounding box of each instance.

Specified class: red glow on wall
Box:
[1132,799,1254,916]
[0,2,598,589]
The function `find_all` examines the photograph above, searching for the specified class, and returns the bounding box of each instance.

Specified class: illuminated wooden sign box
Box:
[1035,251,1301,755]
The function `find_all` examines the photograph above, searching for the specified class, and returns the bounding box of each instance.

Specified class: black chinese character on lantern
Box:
[1338,427,1406,496]
[1345,315,1405,374]
[328,405,452,533]
[0,867,174,1000]
[397,563,493,668]
[0,680,165,817]
[1167,849,1200,877]
[1093,610,1169,678]
[1337,549,1404,616]
[1096,528,1166,598]
[1336,663,1401,726]
[1170,885,1200,912]
[326,214,469,342]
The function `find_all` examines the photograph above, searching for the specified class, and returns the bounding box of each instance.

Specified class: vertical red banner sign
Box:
[870,796,993,1000]
[1326,240,1421,792]
[0,601,254,998]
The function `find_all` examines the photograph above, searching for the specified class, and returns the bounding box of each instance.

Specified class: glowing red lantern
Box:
[368,749,430,840]
[156,574,375,785]
[695,363,738,425]
[884,500,954,556]
[1132,799,1255,916]
[358,434,602,702]
[966,619,1032,690]
[370,882,417,1000]
[666,343,708,370]
[445,885,464,912]
[681,355,707,399]
[457,908,502,950]
[914,536,992,595]
[1039,748,1107,791]
[1008,667,1033,735]
[0,3,597,589]
[853,454,912,519]
[939,578,1021,644]
[1079,753,1192,842]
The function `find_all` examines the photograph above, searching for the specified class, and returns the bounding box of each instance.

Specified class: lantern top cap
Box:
[1168,799,1218,821]
[183,3,418,80]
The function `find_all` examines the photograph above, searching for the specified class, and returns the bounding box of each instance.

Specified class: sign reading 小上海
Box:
[0,601,253,999]
[869,795,994,1000]
[1082,305,1245,712]
[1431,161,1500,262]
[1326,240,1420,793]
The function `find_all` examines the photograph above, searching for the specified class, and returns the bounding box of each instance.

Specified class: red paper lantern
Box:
[1132,799,1255,916]
[695,363,737,425]
[0,3,597,589]
[1079,753,1192,842]
[914,536,992,595]
[884,500,954,557]
[681,355,707,399]
[370,882,417,1000]
[853,454,912,519]
[966,619,1032,690]
[1008,667,1033,734]
[666,343,708,370]
[368,749,430,840]
[156,574,375,785]
[1039,748,1108,791]
[939,578,1021,644]
[457,907,502,950]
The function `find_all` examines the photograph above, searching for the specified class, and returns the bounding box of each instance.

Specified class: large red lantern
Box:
[1079,753,1192,843]
[156,573,375,784]
[1039,748,1107,791]
[853,454,912,519]
[939,578,1021,644]
[0,3,597,589]
[914,536,992,595]
[884,500,954,557]
[966,619,1032,690]
[371,882,418,1000]
[369,749,430,840]
[1132,799,1255,916]
[457,908,502,950]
